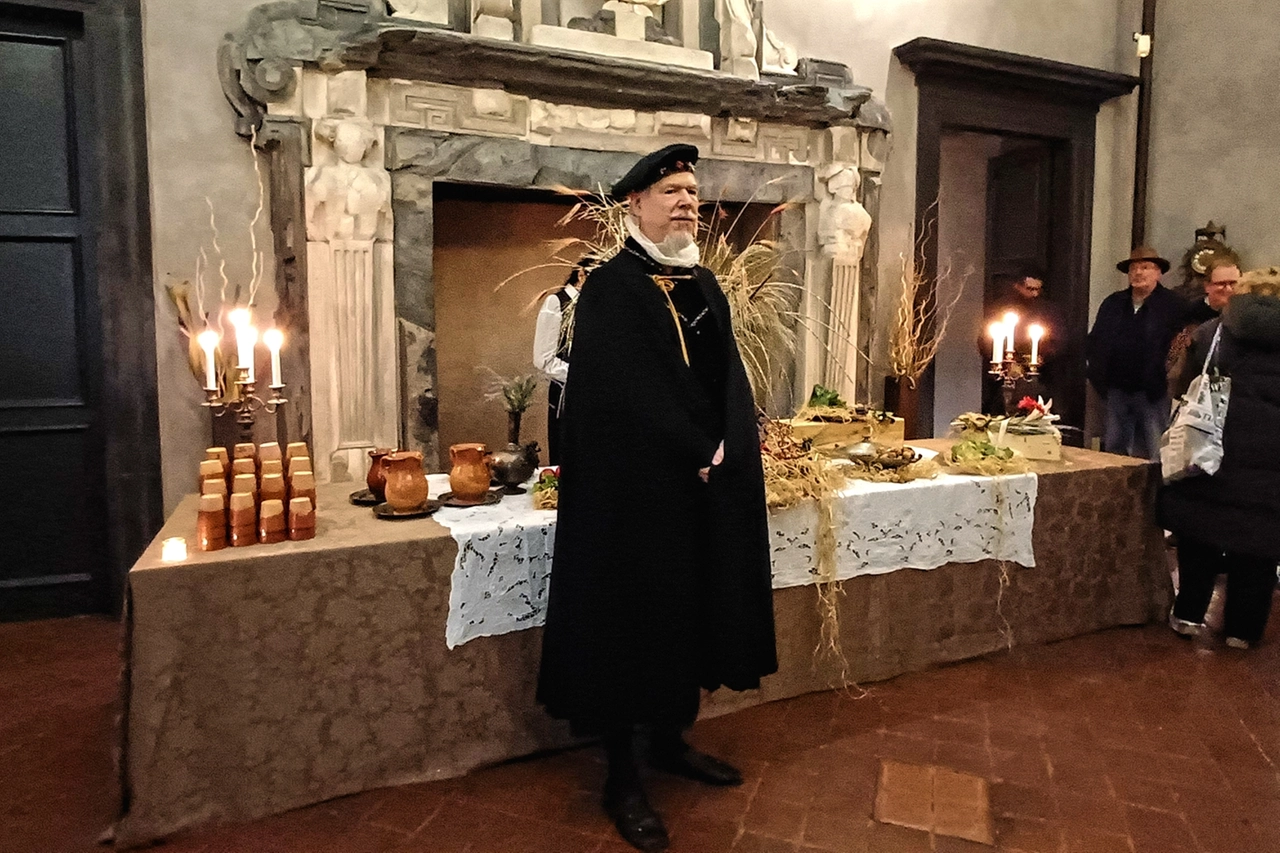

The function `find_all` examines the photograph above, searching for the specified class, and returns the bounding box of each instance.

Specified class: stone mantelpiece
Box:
[222,0,892,479]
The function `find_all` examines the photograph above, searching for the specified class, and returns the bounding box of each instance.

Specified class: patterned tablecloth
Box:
[434,462,1038,649]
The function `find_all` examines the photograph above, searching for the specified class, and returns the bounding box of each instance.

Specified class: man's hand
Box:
[699,441,726,483]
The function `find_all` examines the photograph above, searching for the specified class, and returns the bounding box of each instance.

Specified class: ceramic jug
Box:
[383,451,429,511]
[366,447,393,501]
[448,443,491,504]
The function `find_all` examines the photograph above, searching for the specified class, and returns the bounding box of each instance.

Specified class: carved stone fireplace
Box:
[221,0,891,482]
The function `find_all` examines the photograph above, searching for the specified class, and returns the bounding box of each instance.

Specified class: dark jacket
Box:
[537,240,777,733]
[1166,299,1221,399]
[1158,293,1280,560]
[1087,284,1189,400]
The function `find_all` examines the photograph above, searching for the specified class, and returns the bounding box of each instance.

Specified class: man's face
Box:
[1013,277,1044,300]
[630,172,699,245]
[1127,260,1161,297]
[1204,264,1240,311]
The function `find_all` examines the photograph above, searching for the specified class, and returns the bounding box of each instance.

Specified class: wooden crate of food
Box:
[955,427,1062,461]
[781,417,905,448]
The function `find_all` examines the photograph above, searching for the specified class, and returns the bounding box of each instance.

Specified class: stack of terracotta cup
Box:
[195,441,317,551]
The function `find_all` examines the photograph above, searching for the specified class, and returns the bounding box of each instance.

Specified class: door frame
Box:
[3,0,160,619]
[893,38,1137,435]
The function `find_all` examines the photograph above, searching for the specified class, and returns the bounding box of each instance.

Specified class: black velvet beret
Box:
[610,144,700,200]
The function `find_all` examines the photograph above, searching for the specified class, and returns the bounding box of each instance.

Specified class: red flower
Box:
[1017,396,1044,414]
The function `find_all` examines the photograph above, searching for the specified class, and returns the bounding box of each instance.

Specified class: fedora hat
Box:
[1117,245,1170,274]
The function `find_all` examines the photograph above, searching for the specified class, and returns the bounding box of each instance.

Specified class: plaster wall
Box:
[1146,0,1280,274]
[142,0,276,514]
[770,0,1143,404]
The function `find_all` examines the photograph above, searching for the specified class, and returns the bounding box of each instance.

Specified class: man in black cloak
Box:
[536,144,777,852]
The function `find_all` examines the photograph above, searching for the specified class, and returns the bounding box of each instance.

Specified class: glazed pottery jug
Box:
[366,447,393,501]
[489,441,541,494]
[448,443,491,504]
[383,451,429,511]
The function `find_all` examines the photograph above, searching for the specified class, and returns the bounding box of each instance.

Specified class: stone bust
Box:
[817,164,872,263]
[305,117,392,243]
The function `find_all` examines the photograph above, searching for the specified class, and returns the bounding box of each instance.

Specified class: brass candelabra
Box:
[989,351,1040,416]
[203,366,288,444]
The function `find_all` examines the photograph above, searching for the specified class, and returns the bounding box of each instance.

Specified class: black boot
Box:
[603,728,669,852]
[649,727,743,787]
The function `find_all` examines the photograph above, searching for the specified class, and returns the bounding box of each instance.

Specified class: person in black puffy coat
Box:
[1159,267,1280,648]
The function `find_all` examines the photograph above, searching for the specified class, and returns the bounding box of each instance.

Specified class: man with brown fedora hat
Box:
[1086,245,1190,459]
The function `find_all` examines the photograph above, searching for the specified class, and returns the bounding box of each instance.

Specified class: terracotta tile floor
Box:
[3,586,1279,853]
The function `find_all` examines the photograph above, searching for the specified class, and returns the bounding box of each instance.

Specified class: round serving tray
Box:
[372,499,442,520]
[439,490,502,508]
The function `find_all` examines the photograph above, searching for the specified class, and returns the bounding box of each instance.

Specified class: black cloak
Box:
[536,239,778,733]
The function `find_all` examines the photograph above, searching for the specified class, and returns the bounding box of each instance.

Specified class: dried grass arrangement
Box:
[498,187,808,406]
[888,224,968,389]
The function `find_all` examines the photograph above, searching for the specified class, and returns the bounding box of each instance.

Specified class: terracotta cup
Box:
[234,468,258,502]
[200,477,229,512]
[196,493,227,552]
[228,492,256,547]
[287,456,312,478]
[260,473,286,505]
[233,442,257,462]
[260,458,284,477]
[231,457,257,478]
[383,451,429,511]
[288,496,316,541]
[285,441,310,461]
[366,448,394,501]
[291,470,317,510]
[258,499,287,545]
[448,443,491,505]
[198,459,224,483]
[258,442,283,465]
[205,446,230,468]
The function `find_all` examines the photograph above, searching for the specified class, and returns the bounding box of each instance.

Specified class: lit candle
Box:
[228,308,256,382]
[197,329,220,390]
[988,321,1006,363]
[263,328,284,387]
[1002,311,1020,356]
[160,537,188,562]
[1028,324,1045,366]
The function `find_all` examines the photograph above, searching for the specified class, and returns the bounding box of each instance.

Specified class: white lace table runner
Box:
[437,468,1037,649]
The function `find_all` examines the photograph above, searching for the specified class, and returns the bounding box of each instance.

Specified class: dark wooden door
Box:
[0,7,109,619]
[984,143,1053,308]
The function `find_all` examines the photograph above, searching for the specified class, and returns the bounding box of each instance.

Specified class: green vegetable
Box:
[949,438,1014,462]
[807,384,846,409]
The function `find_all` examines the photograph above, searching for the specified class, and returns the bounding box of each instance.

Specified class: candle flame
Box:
[197,329,220,350]
[1028,324,1045,340]
[228,307,252,328]
[263,328,284,351]
[1002,311,1020,327]
[988,321,1006,340]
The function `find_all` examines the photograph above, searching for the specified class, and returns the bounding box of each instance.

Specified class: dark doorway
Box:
[0,1,160,621]
[894,38,1138,438]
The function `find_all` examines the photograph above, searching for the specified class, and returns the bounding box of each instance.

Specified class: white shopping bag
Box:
[1160,325,1230,483]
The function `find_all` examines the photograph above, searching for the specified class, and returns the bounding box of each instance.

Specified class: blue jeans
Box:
[1104,389,1169,460]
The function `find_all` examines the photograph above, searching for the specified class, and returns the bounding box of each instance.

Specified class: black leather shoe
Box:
[603,782,669,852]
[650,748,744,786]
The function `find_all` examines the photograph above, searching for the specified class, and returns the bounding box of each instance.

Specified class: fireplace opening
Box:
[432,181,782,470]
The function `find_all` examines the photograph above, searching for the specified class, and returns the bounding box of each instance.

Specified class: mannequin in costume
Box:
[536,144,777,852]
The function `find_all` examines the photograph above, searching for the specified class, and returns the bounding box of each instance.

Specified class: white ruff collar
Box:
[625,216,701,268]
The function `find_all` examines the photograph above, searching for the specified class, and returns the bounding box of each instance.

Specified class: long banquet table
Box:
[114,445,1170,847]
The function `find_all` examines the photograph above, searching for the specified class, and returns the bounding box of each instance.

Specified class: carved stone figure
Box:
[387,0,449,24]
[305,117,392,243]
[472,0,516,40]
[817,164,872,263]
[305,113,398,482]
[761,27,798,75]
[719,0,759,79]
